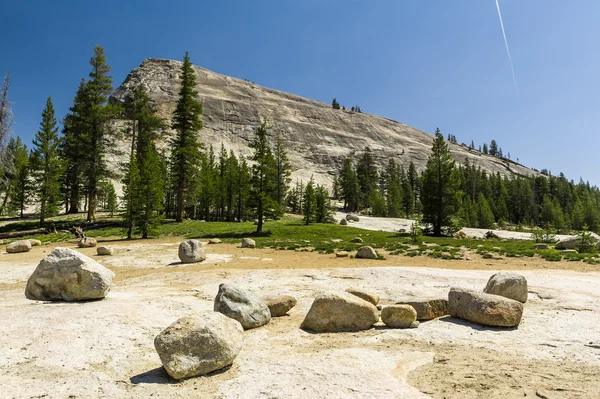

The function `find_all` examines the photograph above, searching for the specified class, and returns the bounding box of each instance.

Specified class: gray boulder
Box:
[349,237,363,243]
[395,298,449,320]
[214,283,271,329]
[345,288,379,306]
[301,292,379,332]
[178,240,206,263]
[6,240,32,253]
[356,246,377,259]
[154,312,244,380]
[340,218,348,226]
[241,238,256,248]
[555,236,587,250]
[263,295,297,317]
[346,214,360,222]
[78,237,97,248]
[448,287,523,327]
[97,246,114,256]
[25,247,115,301]
[483,272,528,303]
[381,305,417,328]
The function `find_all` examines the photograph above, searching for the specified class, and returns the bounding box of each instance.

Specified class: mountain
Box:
[110,58,538,187]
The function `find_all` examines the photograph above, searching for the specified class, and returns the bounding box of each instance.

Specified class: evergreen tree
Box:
[356,147,378,208]
[249,119,277,233]
[106,183,117,217]
[489,140,498,156]
[421,128,460,236]
[314,184,333,223]
[273,132,291,215]
[331,98,340,110]
[303,176,316,225]
[370,189,387,217]
[476,193,495,228]
[30,97,62,226]
[6,137,30,217]
[170,52,203,222]
[287,179,304,215]
[483,143,488,154]
[236,156,251,222]
[339,158,360,211]
[401,169,414,218]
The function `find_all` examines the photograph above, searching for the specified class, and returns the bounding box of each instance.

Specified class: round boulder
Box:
[301,292,379,332]
[356,246,377,259]
[214,283,271,329]
[154,312,244,380]
[381,305,417,328]
[263,295,297,317]
[97,246,114,256]
[483,272,528,303]
[178,240,206,263]
[6,240,32,253]
[241,238,256,248]
[340,219,348,226]
[25,247,115,301]
[78,237,97,248]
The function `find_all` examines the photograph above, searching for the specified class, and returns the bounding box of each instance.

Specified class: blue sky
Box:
[2,1,599,184]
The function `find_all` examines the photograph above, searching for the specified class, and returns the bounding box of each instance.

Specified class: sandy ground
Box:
[1,239,600,398]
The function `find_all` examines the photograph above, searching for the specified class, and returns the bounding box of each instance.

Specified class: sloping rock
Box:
[241,238,256,248]
[448,287,523,327]
[25,247,115,301]
[381,305,417,328]
[78,237,97,248]
[178,240,206,263]
[345,288,379,306]
[301,292,379,332]
[483,272,528,303]
[154,311,244,380]
[214,283,271,329]
[263,295,297,317]
[97,246,114,256]
[395,298,449,320]
[356,246,377,259]
[6,240,32,253]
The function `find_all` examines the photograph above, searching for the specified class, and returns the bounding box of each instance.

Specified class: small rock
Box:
[448,287,523,327]
[441,251,452,258]
[208,238,222,244]
[356,246,377,259]
[214,283,271,329]
[301,292,379,332]
[346,214,360,222]
[409,321,420,328]
[263,295,297,317]
[78,237,97,248]
[349,237,363,243]
[345,288,379,305]
[331,239,343,243]
[29,239,42,247]
[6,240,32,253]
[381,305,417,328]
[533,243,549,250]
[335,251,349,258]
[340,219,348,226]
[395,298,449,320]
[154,311,244,380]
[483,272,528,303]
[241,238,256,248]
[97,246,114,256]
[178,239,206,263]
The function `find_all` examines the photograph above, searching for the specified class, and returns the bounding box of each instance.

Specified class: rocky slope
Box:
[111,58,538,187]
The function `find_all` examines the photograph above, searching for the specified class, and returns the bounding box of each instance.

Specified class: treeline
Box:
[0,47,334,237]
[335,128,600,235]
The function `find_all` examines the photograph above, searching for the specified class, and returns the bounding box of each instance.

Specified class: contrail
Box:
[495,0,519,96]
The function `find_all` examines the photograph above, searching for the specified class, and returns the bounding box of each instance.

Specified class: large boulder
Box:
[483,272,528,303]
[154,312,244,380]
[381,305,417,328]
[6,240,32,253]
[178,240,206,263]
[346,214,360,222]
[301,292,379,332]
[78,237,97,248]
[241,238,256,248]
[263,295,297,317]
[345,288,379,306]
[555,236,585,250]
[25,247,115,301]
[356,246,377,259]
[214,284,271,329]
[448,288,523,327]
[395,298,449,320]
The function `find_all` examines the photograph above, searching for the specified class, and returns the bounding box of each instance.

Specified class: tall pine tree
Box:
[249,119,277,233]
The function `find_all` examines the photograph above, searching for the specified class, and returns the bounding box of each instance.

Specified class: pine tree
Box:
[236,156,251,222]
[6,137,30,217]
[421,128,460,236]
[314,184,333,223]
[489,140,498,157]
[303,176,316,225]
[356,147,378,208]
[273,132,291,215]
[30,97,62,226]
[171,52,203,222]
[106,183,117,217]
[401,170,414,218]
[476,193,495,228]
[332,98,340,110]
[339,158,360,211]
[483,143,488,155]
[249,119,277,233]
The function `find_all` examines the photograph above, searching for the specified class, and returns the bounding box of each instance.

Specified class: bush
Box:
[531,229,558,244]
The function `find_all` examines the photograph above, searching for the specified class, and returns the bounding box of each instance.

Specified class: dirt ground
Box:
[1,238,600,398]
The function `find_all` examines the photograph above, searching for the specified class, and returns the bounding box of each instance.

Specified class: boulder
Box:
[339,219,348,226]
[335,251,349,258]
[154,311,244,380]
[356,246,377,259]
[29,239,42,247]
[97,246,114,256]
[178,240,206,263]
[349,237,363,243]
[241,238,256,248]
[78,237,97,248]
[395,298,449,320]
[448,287,523,327]
[563,249,578,254]
[345,288,379,306]
[555,236,581,250]
[381,305,417,328]
[263,295,297,317]
[208,238,222,244]
[6,240,32,253]
[214,283,271,329]
[454,231,467,239]
[483,272,528,303]
[533,243,549,250]
[301,292,379,332]
[346,214,360,222]
[25,247,115,301]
